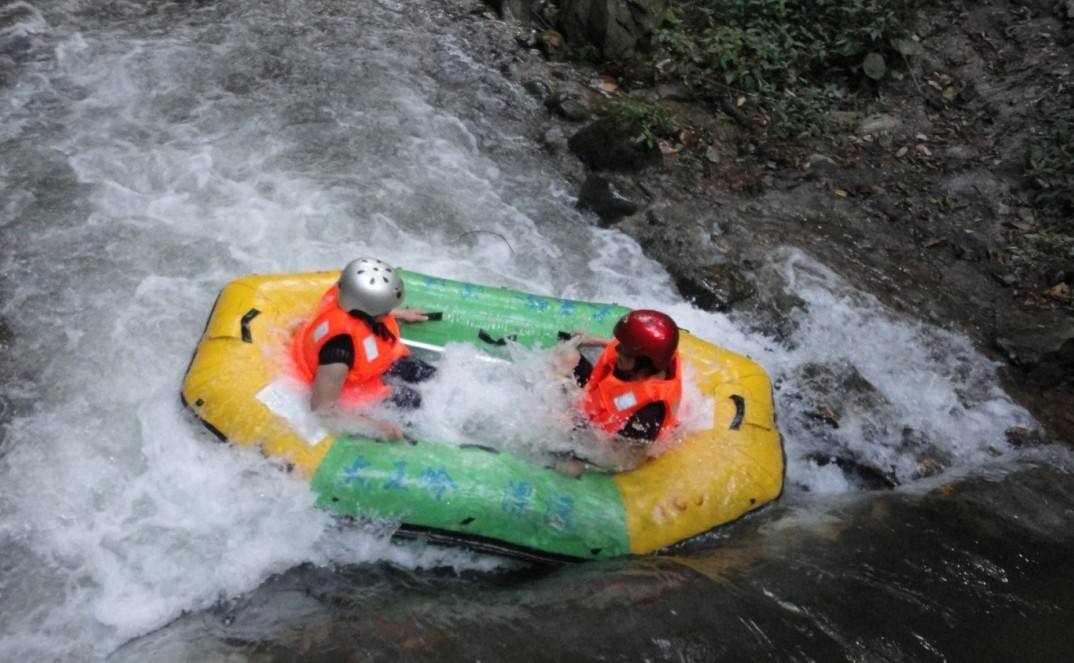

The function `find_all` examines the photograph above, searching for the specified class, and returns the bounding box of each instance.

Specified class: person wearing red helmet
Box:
[555,310,683,472]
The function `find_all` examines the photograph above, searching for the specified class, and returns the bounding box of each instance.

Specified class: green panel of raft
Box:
[312,271,635,558]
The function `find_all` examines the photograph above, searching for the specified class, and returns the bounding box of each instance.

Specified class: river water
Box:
[2,1,1073,660]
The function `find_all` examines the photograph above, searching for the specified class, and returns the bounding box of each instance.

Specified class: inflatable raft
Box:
[181,271,784,561]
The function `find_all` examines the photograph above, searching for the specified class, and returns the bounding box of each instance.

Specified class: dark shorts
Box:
[385,355,437,409]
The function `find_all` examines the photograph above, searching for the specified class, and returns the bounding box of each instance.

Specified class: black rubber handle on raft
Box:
[240,308,261,343]
[558,331,573,341]
[424,311,444,321]
[729,395,745,430]
[459,443,499,454]
[478,329,517,346]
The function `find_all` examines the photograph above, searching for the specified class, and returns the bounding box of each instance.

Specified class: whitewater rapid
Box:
[0,0,1039,659]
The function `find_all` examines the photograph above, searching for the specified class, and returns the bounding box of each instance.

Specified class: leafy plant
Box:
[1027,120,1074,221]
[605,97,678,149]
[653,0,920,137]
[569,41,600,63]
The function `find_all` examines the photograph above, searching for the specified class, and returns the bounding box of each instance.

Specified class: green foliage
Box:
[569,41,600,63]
[654,0,919,138]
[1026,120,1074,220]
[605,98,678,148]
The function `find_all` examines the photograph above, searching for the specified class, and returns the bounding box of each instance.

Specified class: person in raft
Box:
[554,309,682,473]
[291,257,435,440]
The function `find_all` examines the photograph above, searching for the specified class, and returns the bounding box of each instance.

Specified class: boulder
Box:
[545,92,591,121]
[558,0,668,60]
[993,311,1074,385]
[486,0,531,22]
[577,174,644,224]
[568,117,662,171]
[671,262,756,312]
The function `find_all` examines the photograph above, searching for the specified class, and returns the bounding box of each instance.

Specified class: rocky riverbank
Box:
[450,0,1074,445]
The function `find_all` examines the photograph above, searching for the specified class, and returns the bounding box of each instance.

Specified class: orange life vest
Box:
[291,285,410,404]
[581,340,681,438]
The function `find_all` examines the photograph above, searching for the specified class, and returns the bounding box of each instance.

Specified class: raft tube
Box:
[181,271,784,561]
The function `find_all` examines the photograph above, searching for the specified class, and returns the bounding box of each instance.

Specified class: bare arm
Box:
[394,307,429,323]
[552,330,610,378]
[310,363,403,440]
[311,362,349,412]
[570,329,611,348]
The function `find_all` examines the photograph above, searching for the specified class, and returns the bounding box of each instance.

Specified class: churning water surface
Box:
[2,1,1073,660]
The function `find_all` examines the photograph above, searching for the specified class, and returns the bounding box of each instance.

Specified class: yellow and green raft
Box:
[181,271,784,561]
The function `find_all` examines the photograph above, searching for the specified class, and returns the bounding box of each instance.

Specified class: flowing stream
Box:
[2,1,1073,660]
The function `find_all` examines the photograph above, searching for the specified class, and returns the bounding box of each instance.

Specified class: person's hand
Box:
[570,330,607,347]
[553,458,587,478]
[551,343,581,377]
[395,307,429,323]
[374,419,404,441]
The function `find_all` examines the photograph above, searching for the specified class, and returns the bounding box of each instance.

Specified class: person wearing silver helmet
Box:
[291,258,436,439]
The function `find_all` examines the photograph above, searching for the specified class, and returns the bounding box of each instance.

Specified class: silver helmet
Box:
[337,258,404,316]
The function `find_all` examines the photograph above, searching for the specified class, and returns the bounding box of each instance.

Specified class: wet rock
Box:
[577,174,643,224]
[859,113,900,135]
[801,362,882,401]
[941,145,979,163]
[222,72,255,95]
[734,286,808,344]
[672,262,756,312]
[993,312,1074,380]
[1030,337,1074,386]
[1005,426,1049,448]
[540,125,567,153]
[523,78,552,101]
[538,29,565,60]
[942,171,1010,206]
[559,0,669,59]
[545,92,590,121]
[806,453,899,490]
[1046,264,1074,286]
[656,83,694,101]
[790,361,889,433]
[806,404,841,428]
[486,0,531,22]
[915,456,946,479]
[807,153,839,168]
[568,117,662,171]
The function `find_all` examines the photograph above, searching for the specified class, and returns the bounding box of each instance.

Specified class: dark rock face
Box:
[558,0,668,59]
[672,263,756,312]
[487,0,531,22]
[577,174,644,224]
[993,313,1074,379]
[568,117,662,171]
[545,92,590,122]
[1029,337,1074,387]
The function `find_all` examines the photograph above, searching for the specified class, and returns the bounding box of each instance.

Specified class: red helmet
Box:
[613,310,679,369]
